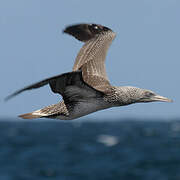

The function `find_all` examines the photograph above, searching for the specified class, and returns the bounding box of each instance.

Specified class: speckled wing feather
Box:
[64,23,116,93]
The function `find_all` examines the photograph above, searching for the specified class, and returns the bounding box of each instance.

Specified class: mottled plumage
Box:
[5,23,172,120]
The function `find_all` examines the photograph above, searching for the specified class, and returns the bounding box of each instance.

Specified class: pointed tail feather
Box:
[19,112,43,119]
[18,102,68,119]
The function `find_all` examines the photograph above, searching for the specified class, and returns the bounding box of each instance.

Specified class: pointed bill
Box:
[153,95,173,102]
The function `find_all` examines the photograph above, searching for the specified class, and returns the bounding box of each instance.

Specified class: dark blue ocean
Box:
[0,118,180,180]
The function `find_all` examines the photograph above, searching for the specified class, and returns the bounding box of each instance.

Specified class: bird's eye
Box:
[145,92,154,97]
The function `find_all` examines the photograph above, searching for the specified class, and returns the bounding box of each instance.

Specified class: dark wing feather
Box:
[64,24,95,42]
[5,77,52,101]
[5,71,103,109]
[4,71,81,101]
[64,23,112,42]
[48,71,104,108]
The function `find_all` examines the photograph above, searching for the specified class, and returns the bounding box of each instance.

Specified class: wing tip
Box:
[4,94,16,102]
[4,97,9,102]
[63,24,93,42]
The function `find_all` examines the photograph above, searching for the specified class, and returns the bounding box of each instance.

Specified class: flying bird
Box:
[5,23,172,120]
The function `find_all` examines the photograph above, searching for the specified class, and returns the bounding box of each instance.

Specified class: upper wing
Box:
[64,23,116,92]
[5,71,103,111]
[64,24,97,42]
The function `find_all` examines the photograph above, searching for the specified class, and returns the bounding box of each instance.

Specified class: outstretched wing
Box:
[5,71,103,111]
[5,77,53,101]
[64,24,97,42]
[64,23,116,93]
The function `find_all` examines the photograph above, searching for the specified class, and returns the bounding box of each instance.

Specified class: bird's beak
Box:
[152,95,173,102]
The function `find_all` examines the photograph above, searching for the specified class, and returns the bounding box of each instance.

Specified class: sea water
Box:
[0,118,180,180]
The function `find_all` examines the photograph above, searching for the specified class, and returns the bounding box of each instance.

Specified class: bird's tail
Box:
[18,106,53,120]
[18,109,48,119]
[18,101,68,119]
[18,112,43,119]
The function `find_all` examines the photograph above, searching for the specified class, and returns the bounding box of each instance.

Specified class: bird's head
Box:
[137,89,173,103]
[113,86,172,105]
[63,23,113,42]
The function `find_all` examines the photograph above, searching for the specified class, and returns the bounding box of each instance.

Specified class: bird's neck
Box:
[104,86,141,106]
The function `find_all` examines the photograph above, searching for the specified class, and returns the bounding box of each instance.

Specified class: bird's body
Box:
[5,23,172,120]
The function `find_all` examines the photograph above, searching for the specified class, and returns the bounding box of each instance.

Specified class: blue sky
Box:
[0,0,179,120]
